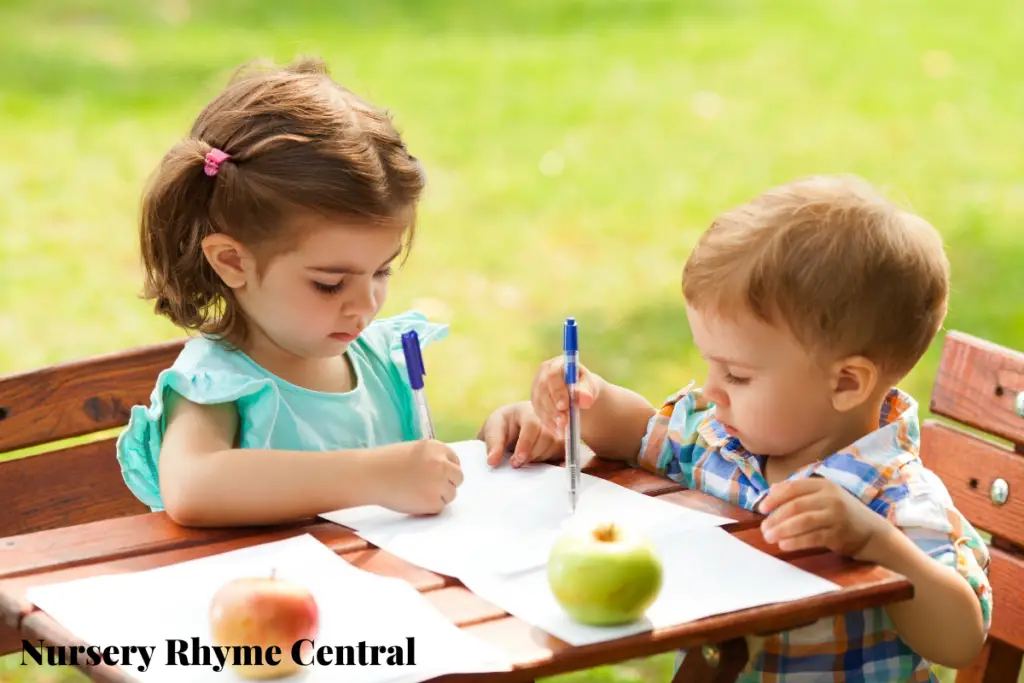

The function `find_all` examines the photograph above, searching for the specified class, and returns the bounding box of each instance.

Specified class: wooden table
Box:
[0,455,913,683]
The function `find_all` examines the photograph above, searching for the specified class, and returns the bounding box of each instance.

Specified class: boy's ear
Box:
[201,233,250,289]
[829,355,878,412]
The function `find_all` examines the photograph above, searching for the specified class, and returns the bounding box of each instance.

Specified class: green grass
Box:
[2,0,1023,681]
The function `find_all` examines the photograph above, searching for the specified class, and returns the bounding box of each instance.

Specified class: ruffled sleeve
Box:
[352,310,449,440]
[115,361,283,512]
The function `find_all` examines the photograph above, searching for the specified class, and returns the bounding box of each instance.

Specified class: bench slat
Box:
[930,331,1024,448]
[988,545,1024,651]
[0,437,149,538]
[920,421,1024,548]
[0,339,185,453]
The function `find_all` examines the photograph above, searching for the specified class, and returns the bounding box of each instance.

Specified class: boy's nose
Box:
[704,381,729,408]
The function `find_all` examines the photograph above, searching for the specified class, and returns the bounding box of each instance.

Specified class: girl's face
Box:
[222,212,409,360]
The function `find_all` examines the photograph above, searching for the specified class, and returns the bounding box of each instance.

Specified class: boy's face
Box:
[684,303,840,458]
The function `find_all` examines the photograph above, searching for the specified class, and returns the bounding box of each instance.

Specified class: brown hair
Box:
[139,56,424,343]
[682,175,950,379]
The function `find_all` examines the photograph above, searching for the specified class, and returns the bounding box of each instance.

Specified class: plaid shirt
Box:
[635,385,992,683]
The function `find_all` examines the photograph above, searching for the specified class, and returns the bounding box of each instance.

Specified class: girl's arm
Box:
[157,395,461,527]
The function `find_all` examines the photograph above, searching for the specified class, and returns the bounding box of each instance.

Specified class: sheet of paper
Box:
[321,440,735,578]
[460,525,842,646]
[25,534,511,683]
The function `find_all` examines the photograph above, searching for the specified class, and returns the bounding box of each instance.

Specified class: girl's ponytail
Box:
[139,138,237,338]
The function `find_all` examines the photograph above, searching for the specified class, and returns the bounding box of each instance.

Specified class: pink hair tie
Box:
[204,148,231,177]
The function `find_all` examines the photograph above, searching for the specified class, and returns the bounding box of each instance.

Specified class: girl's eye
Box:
[313,281,343,294]
[724,372,750,386]
[374,266,393,278]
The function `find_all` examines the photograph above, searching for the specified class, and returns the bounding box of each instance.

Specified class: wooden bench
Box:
[0,338,185,655]
[920,330,1024,683]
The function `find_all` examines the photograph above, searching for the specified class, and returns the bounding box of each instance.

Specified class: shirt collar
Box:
[697,387,921,506]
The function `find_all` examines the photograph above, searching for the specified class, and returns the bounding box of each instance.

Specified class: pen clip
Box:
[563,317,578,386]
[401,330,426,391]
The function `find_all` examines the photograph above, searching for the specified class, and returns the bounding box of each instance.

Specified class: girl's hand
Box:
[374,440,464,515]
[479,401,563,467]
[758,477,892,561]
[530,356,602,436]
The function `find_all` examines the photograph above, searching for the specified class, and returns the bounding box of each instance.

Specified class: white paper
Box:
[322,440,842,647]
[460,525,841,646]
[26,534,511,683]
[321,440,735,578]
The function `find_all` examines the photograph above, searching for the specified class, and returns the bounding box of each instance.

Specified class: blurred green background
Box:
[2,0,1022,681]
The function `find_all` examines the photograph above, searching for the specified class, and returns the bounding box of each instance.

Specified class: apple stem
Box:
[592,522,619,543]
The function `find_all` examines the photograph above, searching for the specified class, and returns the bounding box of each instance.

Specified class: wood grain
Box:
[955,639,1023,683]
[671,638,749,683]
[0,437,149,537]
[930,331,1024,447]
[988,545,1024,650]
[920,421,1024,546]
[0,515,363,580]
[591,466,686,496]
[0,338,185,452]
[0,622,22,657]
[656,490,762,528]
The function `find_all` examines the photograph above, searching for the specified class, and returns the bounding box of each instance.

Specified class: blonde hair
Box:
[139,56,424,344]
[682,175,950,378]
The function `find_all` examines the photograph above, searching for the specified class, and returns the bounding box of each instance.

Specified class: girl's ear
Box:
[201,233,250,289]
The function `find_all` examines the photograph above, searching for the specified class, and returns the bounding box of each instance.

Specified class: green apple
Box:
[547,520,663,626]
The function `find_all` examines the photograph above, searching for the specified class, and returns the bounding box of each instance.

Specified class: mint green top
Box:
[116,311,448,512]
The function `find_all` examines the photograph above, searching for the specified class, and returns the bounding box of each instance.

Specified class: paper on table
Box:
[25,534,511,683]
[321,440,735,578]
[460,525,842,646]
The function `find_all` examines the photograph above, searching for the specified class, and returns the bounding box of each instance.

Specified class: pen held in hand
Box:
[401,330,436,441]
[563,317,581,513]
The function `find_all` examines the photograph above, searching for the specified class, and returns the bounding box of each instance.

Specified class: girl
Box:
[116,57,470,528]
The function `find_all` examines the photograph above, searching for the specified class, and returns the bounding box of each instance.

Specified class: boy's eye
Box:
[313,281,343,294]
[724,372,750,386]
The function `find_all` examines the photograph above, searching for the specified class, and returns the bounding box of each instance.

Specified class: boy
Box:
[483,175,991,682]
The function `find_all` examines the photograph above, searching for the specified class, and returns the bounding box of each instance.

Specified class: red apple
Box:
[209,571,319,679]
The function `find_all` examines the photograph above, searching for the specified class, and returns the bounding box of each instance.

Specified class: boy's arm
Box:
[857,488,991,669]
[579,376,657,462]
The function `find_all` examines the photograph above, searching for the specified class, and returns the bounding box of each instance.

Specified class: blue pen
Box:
[564,317,581,513]
[401,330,435,440]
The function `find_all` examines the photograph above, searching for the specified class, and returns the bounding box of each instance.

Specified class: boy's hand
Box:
[530,356,602,435]
[758,477,892,561]
[479,401,563,467]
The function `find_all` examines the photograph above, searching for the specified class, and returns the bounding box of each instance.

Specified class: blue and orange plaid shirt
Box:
[634,385,992,683]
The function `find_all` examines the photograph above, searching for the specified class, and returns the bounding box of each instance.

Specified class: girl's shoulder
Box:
[347,309,449,383]
[116,335,285,511]
[353,310,448,357]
